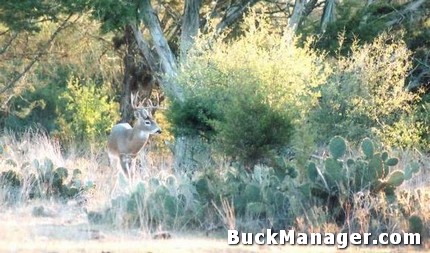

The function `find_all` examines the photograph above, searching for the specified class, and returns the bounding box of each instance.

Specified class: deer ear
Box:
[133,110,140,118]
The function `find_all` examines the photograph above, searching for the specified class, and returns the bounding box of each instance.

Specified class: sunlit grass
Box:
[0,131,429,253]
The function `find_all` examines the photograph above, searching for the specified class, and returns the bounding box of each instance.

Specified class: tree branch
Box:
[385,0,425,26]
[320,0,336,33]
[138,0,184,101]
[130,23,160,74]
[138,0,177,74]
[0,32,18,55]
[288,0,320,32]
[216,0,260,34]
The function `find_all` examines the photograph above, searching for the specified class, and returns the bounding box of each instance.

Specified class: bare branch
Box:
[385,0,425,26]
[0,32,18,55]
[216,0,260,34]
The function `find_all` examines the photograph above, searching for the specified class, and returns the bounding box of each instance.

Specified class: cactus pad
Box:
[329,136,347,159]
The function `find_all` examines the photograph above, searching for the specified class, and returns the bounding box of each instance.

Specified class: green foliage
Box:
[168,14,330,167]
[0,0,86,32]
[303,1,397,54]
[301,0,430,90]
[89,0,138,32]
[167,94,221,139]
[310,33,420,147]
[213,83,294,165]
[57,76,119,145]
[0,14,122,140]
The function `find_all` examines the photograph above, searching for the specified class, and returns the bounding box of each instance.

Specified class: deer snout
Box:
[155,129,162,134]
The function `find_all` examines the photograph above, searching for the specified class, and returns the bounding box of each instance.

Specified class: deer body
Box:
[108,123,151,159]
[107,93,161,183]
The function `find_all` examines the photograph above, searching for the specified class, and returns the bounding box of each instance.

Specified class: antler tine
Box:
[146,98,154,108]
[155,92,160,107]
[130,93,135,109]
[130,91,140,109]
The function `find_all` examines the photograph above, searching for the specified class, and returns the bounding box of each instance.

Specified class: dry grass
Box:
[0,204,425,253]
[0,131,429,252]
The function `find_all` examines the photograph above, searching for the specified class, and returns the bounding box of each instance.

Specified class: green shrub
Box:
[168,13,330,167]
[213,83,294,166]
[310,34,420,147]
[167,93,221,139]
[57,76,119,145]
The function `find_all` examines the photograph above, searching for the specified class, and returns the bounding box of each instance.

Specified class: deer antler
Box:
[131,91,147,109]
[130,92,138,110]
[131,91,165,113]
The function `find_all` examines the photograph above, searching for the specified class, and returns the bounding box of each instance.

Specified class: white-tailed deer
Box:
[107,93,161,183]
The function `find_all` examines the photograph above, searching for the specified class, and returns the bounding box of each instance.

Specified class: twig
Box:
[0,32,18,55]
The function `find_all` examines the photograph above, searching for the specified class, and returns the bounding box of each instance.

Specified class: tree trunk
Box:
[320,0,336,33]
[138,0,184,101]
[120,25,156,123]
[288,0,307,32]
[180,0,201,59]
[215,0,259,34]
[288,0,318,33]
[120,26,136,123]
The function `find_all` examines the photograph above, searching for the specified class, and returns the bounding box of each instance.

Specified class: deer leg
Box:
[119,154,133,184]
[130,158,137,183]
[108,153,121,196]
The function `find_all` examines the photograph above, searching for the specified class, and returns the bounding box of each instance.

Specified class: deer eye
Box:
[144,120,151,126]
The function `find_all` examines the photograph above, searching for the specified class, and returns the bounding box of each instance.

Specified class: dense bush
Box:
[213,83,294,165]
[310,34,421,147]
[57,76,119,145]
[0,16,121,142]
[167,13,330,167]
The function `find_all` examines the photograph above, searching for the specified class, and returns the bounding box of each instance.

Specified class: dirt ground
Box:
[0,202,427,253]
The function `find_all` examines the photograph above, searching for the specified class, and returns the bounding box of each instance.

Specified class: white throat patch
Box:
[139,131,149,139]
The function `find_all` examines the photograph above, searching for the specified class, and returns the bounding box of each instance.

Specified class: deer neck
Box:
[129,126,149,142]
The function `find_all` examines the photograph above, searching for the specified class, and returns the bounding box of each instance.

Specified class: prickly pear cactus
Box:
[307,162,318,182]
[386,171,404,187]
[408,215,424,234]
[404,162,420,180]
[304,136,420,205]
[361,138,374,159]
[329,136,347,159]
